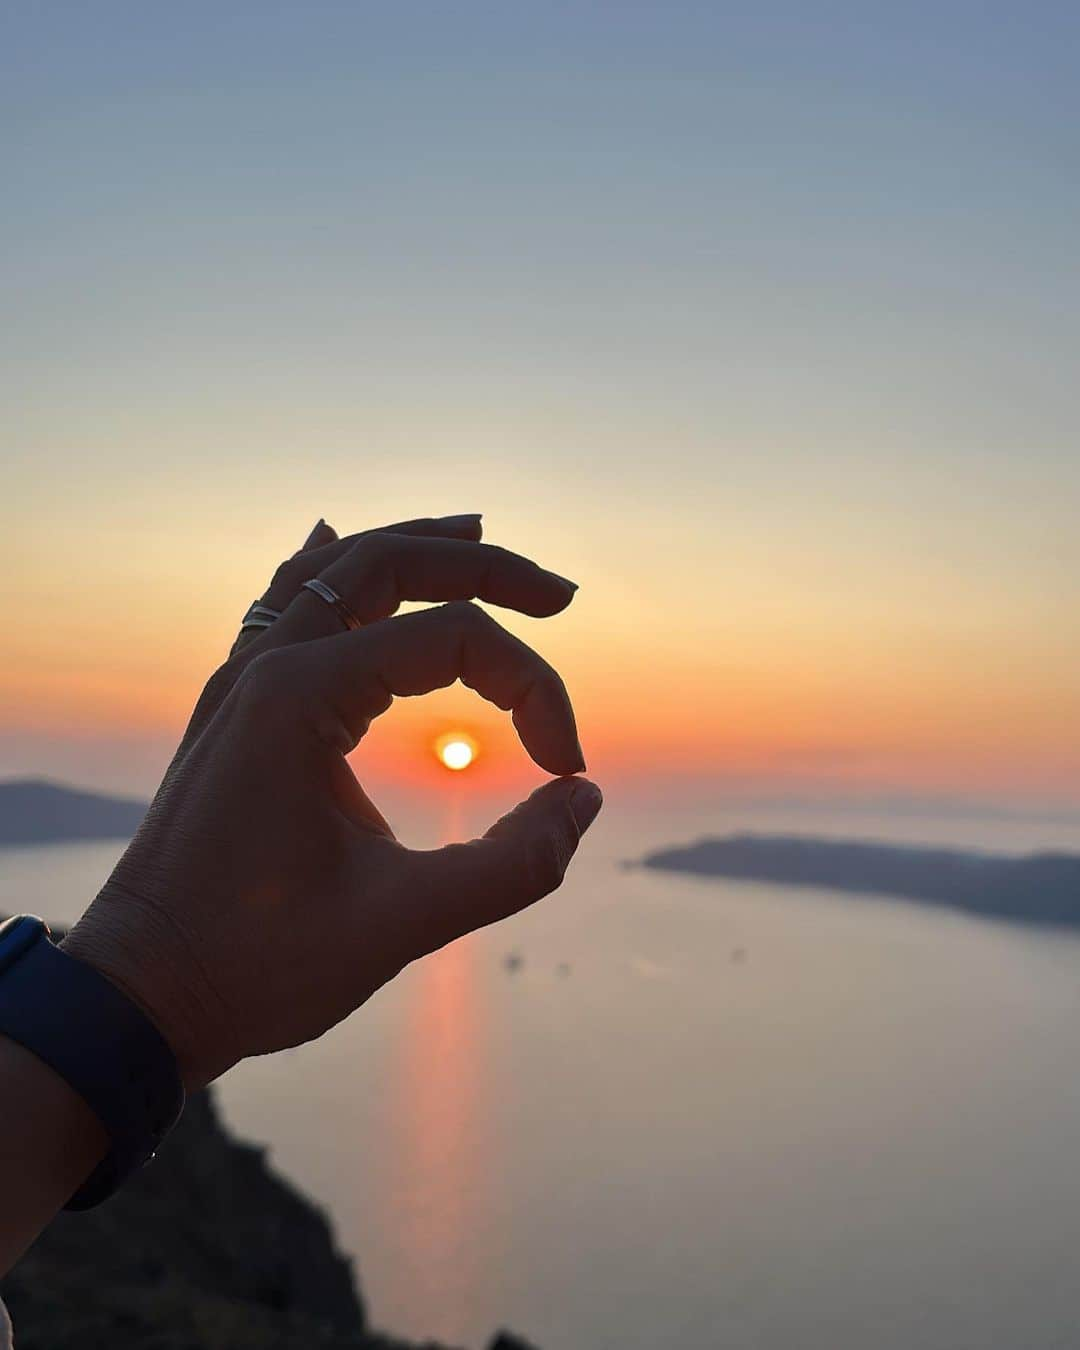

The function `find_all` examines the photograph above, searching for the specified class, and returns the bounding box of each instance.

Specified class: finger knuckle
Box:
[553,669,571,698]
[239,647,293,705]
[535,664,569,701]
[350,532,395,568]
[443,598,488,628]
[200,659,239,708]
[270,556,301,592]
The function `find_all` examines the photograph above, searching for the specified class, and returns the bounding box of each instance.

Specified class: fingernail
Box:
[303,518,326,547]
[441,513,483,528]
[570,781,603,832]
[552,572,579,592]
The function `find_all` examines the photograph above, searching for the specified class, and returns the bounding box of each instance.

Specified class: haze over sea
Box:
[6,792,1080,1350]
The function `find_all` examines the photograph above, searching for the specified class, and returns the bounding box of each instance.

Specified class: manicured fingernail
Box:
[552,573,579,592]
[303,518,326,547]
[570,781,603,832]
[441,513,483,528]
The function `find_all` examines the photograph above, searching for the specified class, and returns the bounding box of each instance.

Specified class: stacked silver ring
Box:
[302,578,363,631]
[239,580,361,638]
[239,601,282,633]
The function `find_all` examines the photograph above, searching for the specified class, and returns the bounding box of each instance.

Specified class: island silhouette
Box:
[641,833,1080,929]
[0,780,147,847]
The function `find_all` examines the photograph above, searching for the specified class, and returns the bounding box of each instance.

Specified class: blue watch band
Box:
[0,915,185,1209]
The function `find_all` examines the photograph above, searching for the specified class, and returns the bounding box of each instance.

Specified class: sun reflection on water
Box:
[384,786,493,1330]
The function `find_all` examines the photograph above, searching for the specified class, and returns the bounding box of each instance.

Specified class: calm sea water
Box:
[5,796,1080,1350]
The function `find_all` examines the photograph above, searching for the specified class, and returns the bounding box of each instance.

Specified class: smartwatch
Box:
[0,914,185,1209]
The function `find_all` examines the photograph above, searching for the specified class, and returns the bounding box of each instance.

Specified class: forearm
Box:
[0,1034,106,1274]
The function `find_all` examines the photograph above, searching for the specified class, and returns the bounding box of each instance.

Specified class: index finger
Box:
[266,601,585,775]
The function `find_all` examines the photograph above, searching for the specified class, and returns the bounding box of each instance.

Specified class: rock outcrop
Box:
[2,1067,534,1349]
[0,913,540,1350]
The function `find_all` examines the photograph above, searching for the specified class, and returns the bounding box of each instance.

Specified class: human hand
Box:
[63,515,602,1088]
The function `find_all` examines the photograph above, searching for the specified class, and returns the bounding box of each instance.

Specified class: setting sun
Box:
[434,732,478,772]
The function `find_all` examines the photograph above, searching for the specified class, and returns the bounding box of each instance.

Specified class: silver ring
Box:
[302,578,363,631]
[239,601,282,633]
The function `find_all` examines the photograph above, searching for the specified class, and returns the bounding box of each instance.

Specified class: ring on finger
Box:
[302,578,363,631]
[239,601,282,632]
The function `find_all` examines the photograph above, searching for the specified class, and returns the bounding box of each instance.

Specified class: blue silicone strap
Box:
[0,915,185,1209]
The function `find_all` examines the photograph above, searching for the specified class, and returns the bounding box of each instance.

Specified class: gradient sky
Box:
[4,2,1079,810]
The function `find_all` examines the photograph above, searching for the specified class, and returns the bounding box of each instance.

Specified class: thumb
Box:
[405,777,603,959]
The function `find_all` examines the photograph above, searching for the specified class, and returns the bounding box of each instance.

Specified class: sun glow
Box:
[435,732,478,772]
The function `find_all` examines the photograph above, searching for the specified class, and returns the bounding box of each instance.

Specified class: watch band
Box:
[0,915,185,1209]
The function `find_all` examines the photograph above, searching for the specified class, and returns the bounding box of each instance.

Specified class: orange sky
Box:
[6,8,1080,815]
[2,485,1078,810]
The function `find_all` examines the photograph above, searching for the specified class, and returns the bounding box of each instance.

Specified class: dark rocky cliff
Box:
[0,874,542,1350]
[2,1087,535,1350]
[4,1089,382,1348]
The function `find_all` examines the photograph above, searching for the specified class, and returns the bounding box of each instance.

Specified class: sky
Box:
[3,2,1079,814]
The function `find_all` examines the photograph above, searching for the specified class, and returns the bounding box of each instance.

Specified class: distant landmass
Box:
[640,834,1080,928]
[0,780,148,846]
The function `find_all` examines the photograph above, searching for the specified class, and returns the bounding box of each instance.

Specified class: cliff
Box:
[2,1087,536,1350]
[4,1089,363,1348]
[0,911,537,1350]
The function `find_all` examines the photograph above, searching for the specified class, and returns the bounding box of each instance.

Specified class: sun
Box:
[434,731,478,772]
[441,740,474,771]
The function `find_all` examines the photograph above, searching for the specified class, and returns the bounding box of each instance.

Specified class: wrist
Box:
[61,887,229,1091]
[0,914,188,1211]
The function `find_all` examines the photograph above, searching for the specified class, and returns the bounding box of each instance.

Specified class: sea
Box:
[4,793,1080,1350]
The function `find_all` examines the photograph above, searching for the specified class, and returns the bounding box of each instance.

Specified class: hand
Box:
[62,515,602,1088]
